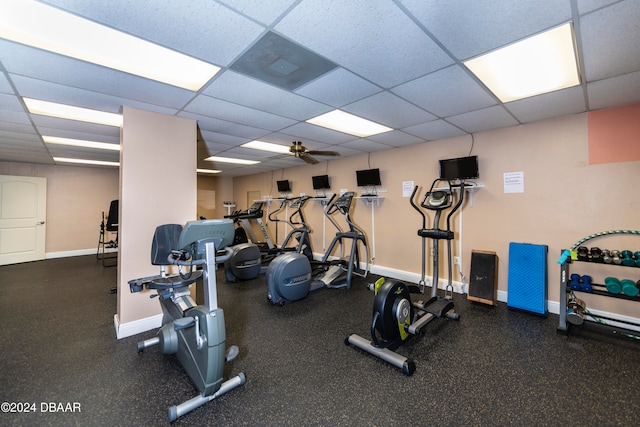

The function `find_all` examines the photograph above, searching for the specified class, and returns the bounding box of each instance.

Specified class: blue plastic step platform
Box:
[507,242,548,316]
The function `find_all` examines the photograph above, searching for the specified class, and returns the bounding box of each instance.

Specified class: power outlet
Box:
[454,256,461,267]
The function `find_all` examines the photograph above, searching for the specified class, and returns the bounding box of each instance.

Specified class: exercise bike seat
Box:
[147,223,203,290]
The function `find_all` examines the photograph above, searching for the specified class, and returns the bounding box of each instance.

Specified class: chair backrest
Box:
[106,200,119,231]
[151,224,183,266]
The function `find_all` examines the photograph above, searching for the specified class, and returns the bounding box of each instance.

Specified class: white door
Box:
[0,175,47,266]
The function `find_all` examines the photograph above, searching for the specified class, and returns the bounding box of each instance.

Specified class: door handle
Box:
[37,221,45,225]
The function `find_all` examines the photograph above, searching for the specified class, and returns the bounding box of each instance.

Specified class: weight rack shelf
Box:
[558,250,640,338]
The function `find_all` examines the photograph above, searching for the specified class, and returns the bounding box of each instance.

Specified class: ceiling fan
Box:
[289,141,340,164]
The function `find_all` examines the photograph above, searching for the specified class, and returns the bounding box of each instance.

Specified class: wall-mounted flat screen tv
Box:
[356,168,381,187]
[277,180,291,192]
[312,174,330,190]
[439,156,479,180]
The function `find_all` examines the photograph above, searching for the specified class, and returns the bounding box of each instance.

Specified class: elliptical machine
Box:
[224,196,313,282]
[267,191,369,305]
[346,179,464,375]
[128,219,245,422]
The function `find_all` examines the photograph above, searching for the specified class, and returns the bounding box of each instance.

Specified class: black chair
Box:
[97,200,118,267]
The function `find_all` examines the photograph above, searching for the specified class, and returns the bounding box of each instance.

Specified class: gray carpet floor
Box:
[1,255,639,426]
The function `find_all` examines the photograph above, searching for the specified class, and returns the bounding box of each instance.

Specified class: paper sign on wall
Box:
[504,172,524,193]
[402,181,414,197]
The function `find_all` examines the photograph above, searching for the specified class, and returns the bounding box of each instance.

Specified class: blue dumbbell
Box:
[569,274,582,290]
[581,275,593,292]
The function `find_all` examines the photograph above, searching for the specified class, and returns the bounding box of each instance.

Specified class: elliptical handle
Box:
[409,185,427,230]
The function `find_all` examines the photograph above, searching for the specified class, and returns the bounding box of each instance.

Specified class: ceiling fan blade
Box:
[300,153,319,164]
[306,150,340,157]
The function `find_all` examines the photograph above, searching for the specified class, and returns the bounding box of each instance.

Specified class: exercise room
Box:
[1,1,639,425]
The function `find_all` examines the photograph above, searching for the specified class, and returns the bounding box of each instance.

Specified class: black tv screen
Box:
[439,156,479,180]
[312,174,330,190]
[356,168,381,187]
[277,180,291,192]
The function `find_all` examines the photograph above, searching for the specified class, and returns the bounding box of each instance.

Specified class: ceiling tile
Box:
[295,68,382,108]
[276,0,453,88]
[400,0,571,60]
[218,0,298,26]
[505,86,587,123]
[392,65,497,117]
[446,105,519,133]
[203,71,331,120]
[184,95,297,131]
[367,130,425,148]
[587,70,640,110]
[402,120,467,141]
[343,91,436,129]
[580,0,640,81]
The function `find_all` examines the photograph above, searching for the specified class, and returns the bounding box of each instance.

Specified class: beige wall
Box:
[0,161,119,255]
[233,111,640,318]
[197,174,234,220]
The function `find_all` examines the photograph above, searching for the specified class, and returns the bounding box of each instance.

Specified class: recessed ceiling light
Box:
[53,157,119,167]
[197,169,221,174]
[306,110,393,137]
[204,156,260,165]
[0,0,220,91]
[241,140,291,154]
[464,22,580,103]
[24,98,123,127]
[43,136,120,151]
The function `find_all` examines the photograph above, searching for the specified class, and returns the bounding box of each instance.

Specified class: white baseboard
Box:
[114,313,162,339]
[46,247,116,259]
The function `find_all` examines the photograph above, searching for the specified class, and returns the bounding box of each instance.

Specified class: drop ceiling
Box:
[1,0,639,176]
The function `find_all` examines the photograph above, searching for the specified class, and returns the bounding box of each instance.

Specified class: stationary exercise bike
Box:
[128,219,245,422]
[267,191,369,305]
[346,179,464,375]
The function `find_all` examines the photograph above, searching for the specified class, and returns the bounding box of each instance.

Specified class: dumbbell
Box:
[590,247,603,262]
[569,274,582,290]
[611,250,622,265]
[577,246,589,261]
[604,277,621,294]
[580,275,593,293]
[620,279,639,297]
[634,251,640,267]
[602,249,612,263]
[621,250,635,267]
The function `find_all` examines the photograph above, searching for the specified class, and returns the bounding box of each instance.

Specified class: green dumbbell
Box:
[604,277,621,294]
[620,279,639,297]
[634,252,640,267]
[621,250,635,266]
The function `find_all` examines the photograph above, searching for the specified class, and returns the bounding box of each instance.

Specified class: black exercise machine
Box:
[346,179,464,375]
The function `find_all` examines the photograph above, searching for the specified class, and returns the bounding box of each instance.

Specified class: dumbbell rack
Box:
[557,251,640,337]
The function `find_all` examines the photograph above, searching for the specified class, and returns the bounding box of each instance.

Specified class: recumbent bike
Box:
[346,179,464,375]
[128,219,245,422]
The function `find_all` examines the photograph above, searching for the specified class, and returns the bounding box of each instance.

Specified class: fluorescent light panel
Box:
[464,22,580,103]
[197,169,221,174]
[204,156,260,165]
[43,136,120,151]
[241,140,291,154]
[24,98,123,127]
[53,157,119,167]
[0,0,219,91]
[306,110,393,137]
